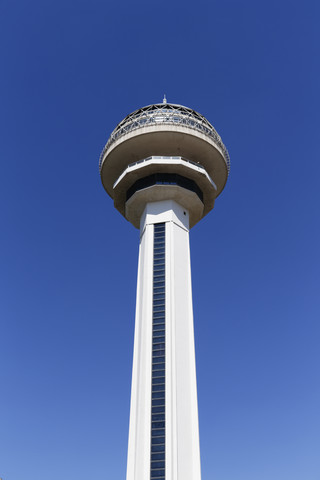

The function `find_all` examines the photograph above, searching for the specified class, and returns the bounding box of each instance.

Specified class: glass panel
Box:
[152,398,165,406]
[154,247,165,253]
[153,322,165,328]
[153,355,165,363]
[153,317,165,324]
[151,428,165,437]
[152,413,165,421]
[152,384,165,392]
[153,324,165,332]
[153,266,165,273]
[154,240,165,247]
[151,444,165,452]
[152,391,165,399]
[154,252,165,258]
[151,469,165,478]
[151,421,166,430]
[153,272,165,278]
[152,350,165,357]
[153,324,165,330]
[151,436,165,445]
[151,461,165,469]
[153,343,165,351]
[153,314,165,320]
[152,362,165,370]
[153,352,165,359]
[153,290,165,296]
[152,406,165,414]
[153,306,165,312]
[154,260,165,266]
[153,333,165,340]
[153,336,165,344]
[153,296,165,303]
[153,302,165,309]
[151,452,165,460]
[153,346,165,353]
[154,250,165,258]
[152,371,166,385]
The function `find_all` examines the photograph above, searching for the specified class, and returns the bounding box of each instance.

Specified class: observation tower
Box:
[99,99,230,480]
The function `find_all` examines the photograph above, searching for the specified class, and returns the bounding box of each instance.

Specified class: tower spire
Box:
[163,94,167,104]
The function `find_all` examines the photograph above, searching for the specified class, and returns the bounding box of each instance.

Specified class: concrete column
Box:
[126,200,201,480]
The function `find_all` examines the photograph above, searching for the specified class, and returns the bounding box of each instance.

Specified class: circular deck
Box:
[100,103,230,199]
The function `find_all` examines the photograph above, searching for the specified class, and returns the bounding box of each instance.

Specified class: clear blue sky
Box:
[0,0,319,479]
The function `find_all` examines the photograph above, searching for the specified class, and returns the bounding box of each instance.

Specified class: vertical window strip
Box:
[150,223,165,480]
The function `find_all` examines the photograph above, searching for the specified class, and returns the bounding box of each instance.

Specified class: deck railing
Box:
[99,104,230,173]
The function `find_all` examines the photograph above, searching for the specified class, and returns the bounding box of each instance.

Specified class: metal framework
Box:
[99,103,230,173]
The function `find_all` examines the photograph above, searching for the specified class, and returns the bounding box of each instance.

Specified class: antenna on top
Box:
[163,94,167,104]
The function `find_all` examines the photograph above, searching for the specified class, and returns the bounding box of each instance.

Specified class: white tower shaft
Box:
[126,200,201,480]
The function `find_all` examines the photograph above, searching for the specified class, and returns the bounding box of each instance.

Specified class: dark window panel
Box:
[154,248,165,254]
[153,289,165,294]
[151,452,165,461]
[152,421,165,429]
[153,344,165,351]
[152,391,165,399]
[152,398,165,406]
[153,273,165,279]
[153,333,165,340]
[153,324,165,332]
[153,322,165,328]
[153,315,165,322]
[153,346,165,354]
[153,336,165,344]
[152,384,165,392]
[153,343,165,350]
[127,174,203,202]
[151,436,165,445]
[153,272,165,278]
[153,306,165,312]
[151,428,165,437]
[151,444,165,452]
[150,469,165,478]
[154,262,165,268]
[153,298,165,305]
[153,352,165,360]
[153,356,165,364]
[153,328,165,335]
[153,316,165,322]
[152,413,165,421]
[152,376,165,384]
[152,406,165,414]
[152,362,165,370]
[153,285,165,292]
[154,253,165,259]
[151,460,165,469]
[153,266,165,273]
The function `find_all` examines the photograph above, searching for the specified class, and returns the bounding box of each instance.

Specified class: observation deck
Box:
[99,102,230,228]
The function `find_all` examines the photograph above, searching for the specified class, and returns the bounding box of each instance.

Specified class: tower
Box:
[99,101,230,480]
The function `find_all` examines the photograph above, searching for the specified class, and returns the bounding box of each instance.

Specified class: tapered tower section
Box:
[99,101,229,480]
